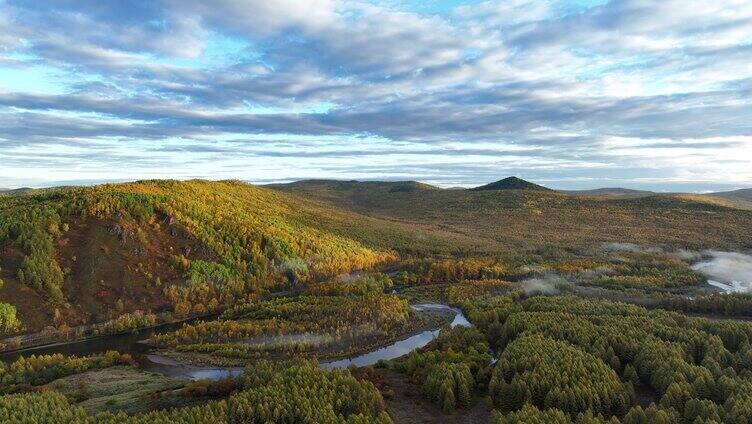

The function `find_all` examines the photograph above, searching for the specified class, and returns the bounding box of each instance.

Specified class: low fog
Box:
[519,275,573,296]
[692,251,752,293]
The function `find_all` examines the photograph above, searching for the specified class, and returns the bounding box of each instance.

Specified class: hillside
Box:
[560,186,752,208]
[268,179,439,209]
[273,178,752,253]
[705,188,752,209]
[562,188,655,198]
[0,188,37,197]
[712,188,752,201]
[3,178,752,335]
[0,180,432,332]
[287,179,440,192]
[4,179,752,424]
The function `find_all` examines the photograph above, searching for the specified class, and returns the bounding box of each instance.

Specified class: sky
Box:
[0,0,751,191]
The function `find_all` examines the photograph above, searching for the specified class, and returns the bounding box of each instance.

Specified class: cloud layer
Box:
[1,0,751,190]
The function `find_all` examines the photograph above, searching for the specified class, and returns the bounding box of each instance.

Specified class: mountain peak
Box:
[471,176,551,191]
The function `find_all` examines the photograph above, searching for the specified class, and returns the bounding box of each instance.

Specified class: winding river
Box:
[320,303,471,370]
[0,303,470,380]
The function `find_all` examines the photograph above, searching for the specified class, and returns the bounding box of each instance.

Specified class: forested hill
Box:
[3,178,752,335]
[471,176,552,191]
[271,178,752,252]
[0,180,418,332]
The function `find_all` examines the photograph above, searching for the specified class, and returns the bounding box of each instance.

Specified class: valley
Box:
[1,178,752,423]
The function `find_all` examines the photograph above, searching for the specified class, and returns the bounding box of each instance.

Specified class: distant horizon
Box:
[2,175,750,194]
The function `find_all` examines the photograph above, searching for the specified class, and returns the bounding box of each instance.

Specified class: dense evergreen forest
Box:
[1,179,752,423]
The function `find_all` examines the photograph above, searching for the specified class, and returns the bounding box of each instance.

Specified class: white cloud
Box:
[0,0,750,190]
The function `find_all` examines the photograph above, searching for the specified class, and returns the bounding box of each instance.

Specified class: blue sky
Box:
[1,0,751,191]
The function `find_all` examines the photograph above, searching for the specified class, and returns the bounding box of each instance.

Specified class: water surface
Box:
[321,303,470,369]
[0,303,470,379]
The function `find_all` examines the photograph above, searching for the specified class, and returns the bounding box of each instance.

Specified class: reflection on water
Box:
[140,354,244,380]
[411,303,471,328]
[0,317,237,381]
[321,303,471,370]
[692,251,752,293]
[0,317,201,364]
[0,304,471,379]
[320,329,440,370]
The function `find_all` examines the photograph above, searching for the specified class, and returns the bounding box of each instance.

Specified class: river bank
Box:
[0,303,472,381]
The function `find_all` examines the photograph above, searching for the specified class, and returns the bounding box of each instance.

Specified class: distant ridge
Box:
[272,179,439,192]
[386,181,438,193]
[711,188,752,201]
[0,187,62,196]
[471,176,551,191]
[704,188,752,210]
[0,187,31,196]
[563,188,655,198]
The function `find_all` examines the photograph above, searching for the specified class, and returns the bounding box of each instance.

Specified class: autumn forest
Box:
[0,178,751,423]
